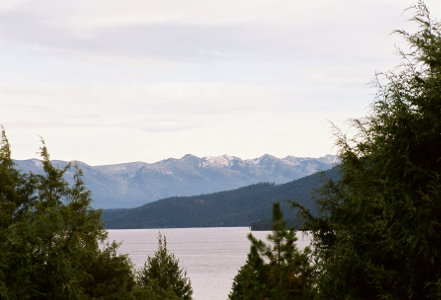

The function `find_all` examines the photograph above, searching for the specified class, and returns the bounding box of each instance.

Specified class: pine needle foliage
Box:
[291,2,441,299]
[0,127,136,300]
[228,202,315,300]
[137,232,193,300]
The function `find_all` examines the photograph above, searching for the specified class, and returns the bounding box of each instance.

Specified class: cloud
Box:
[139,120,206,133]
[2,0,441,165]
[0,0,425,65]
[1,81,278,115]
[2,121,105,129]
[2,118,204,134]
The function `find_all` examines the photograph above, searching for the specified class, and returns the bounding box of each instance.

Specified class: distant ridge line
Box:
[14,154,338,209]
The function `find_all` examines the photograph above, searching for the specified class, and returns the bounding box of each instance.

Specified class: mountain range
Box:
[14,154,338,209]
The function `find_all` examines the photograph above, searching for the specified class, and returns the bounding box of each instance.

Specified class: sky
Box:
[1,0,440,166]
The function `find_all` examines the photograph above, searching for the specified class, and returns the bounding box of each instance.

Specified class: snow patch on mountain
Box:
[204,154,240,167]
[14,153,338,209]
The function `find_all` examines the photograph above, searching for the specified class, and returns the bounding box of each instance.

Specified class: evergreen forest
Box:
[1,2,441,299]
[102,167,340,229]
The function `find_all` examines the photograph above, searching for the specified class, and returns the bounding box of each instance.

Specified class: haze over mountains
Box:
[14,154,338,209]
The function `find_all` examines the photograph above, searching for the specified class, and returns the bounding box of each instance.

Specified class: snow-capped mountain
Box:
[14,154,338,209]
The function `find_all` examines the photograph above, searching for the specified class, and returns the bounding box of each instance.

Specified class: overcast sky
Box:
[1,0,440,165]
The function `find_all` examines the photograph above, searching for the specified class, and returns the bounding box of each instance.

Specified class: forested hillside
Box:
[102,167,340,229]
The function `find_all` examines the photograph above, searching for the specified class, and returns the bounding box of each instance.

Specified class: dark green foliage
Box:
[136,232,193,300]
[292,3,441,299]
[228,203,315,300]
[133,279,182,300]
[0,127,37,299]
[83,241,136,300]
[0,127,136,300]
[103,168,340,229]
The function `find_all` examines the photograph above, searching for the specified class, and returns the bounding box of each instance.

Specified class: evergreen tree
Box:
[0,128,136,300]
[292,2,441,299]
[136,232,193,300]
[228,202,315,300]
[0,127,38,299]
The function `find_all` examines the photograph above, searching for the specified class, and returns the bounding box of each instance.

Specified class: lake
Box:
[107,227,311,300]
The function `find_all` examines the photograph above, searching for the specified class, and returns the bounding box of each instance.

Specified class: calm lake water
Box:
[107,227,311,300]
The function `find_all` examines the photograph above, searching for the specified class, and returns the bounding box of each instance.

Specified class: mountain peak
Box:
[204,154,241,167]
[259,154,277,160]
[248,154,278,165]
[14,154,338,208]
[181,154,200,160]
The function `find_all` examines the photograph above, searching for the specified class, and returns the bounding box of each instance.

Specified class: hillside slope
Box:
[102,166,341,229]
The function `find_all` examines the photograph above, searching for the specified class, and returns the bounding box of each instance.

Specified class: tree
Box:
[292,2,441,299]
[136,232,193,300]
[0,127,39,299]
[83,241,136,300]
[0,128,136,300]
[228,202,315,300]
